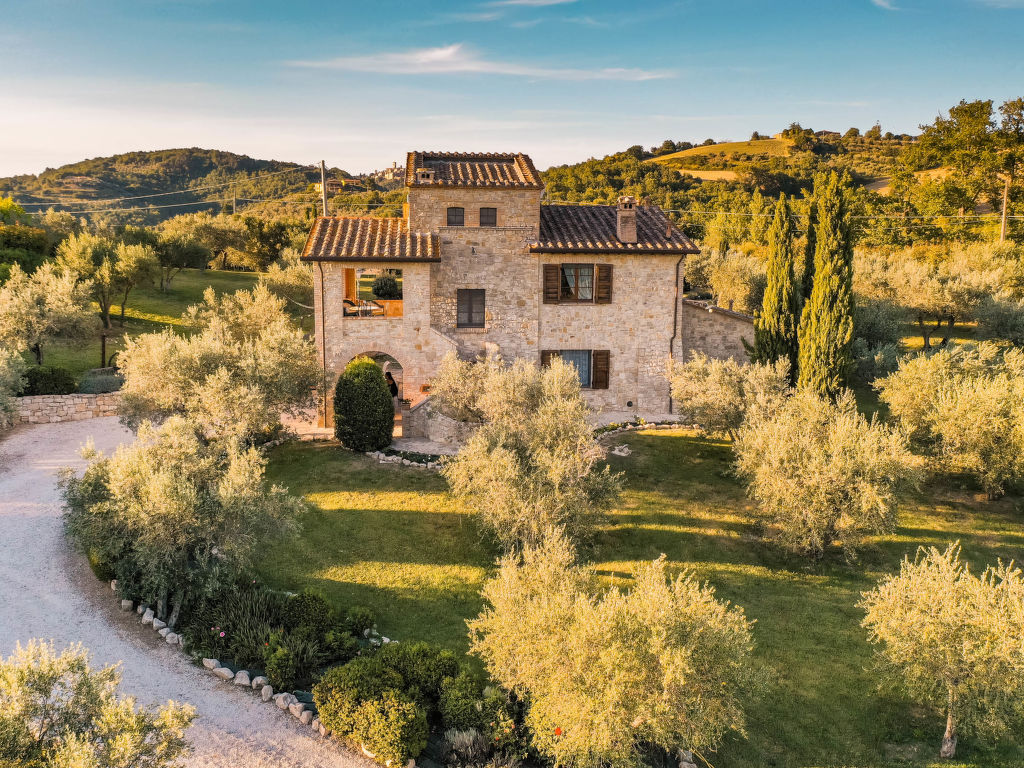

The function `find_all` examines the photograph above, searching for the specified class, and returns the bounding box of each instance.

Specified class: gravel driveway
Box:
[0,417,369,768]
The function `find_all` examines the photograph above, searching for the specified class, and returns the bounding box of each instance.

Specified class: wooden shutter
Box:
[540,350,555,367]
[543,264,560,304]
[595,264,613,304]
[591,350,610,389]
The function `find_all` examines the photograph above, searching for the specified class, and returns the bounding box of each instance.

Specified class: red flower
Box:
[554,727,562,737]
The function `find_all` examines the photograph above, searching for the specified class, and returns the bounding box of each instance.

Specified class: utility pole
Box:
[320,160,328,217]
[999,174,1010,243]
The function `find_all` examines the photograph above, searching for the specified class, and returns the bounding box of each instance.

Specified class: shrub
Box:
[344,605,376,636]
[352,689,428,766]
[667,353,790,439]
[265,645,297,691]
[333,356,394,452]
[85,548,116,582]
[20,365,76,395]
[469,535,755,768]
[734,389,919,560]
[441,728,490,767]
[861,543,1024,759]
[440,672,486,732]
[0,346,26,427]
[314,657,406,739]
[375,640,460,706]
[323,629,360,666]
[0,640,195,768]
[283,590,336,637]
[371,274,401,300]
[78,370,123,394]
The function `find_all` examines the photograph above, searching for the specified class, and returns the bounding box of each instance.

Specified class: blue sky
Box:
[1,0,1022,176]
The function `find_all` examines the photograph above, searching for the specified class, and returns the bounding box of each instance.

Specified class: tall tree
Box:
[797,172,855,398]
[918,99,999,213]
[997,98,1024,242]
[749,195,800,379]
[800,179,818,304]
[0,263,95,364]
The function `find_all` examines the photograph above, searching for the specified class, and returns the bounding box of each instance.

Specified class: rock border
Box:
[108,580,414,766]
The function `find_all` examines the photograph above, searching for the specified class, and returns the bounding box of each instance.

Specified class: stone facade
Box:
[677,300,753,363]
[14,392,121,424]
[307,151,750,423]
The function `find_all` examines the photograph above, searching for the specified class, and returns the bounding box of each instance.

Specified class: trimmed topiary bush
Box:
[21,365,76,395]
[375,641,460,706]
[333,357,394,452]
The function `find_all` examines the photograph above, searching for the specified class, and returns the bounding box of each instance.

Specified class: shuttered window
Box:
[543,264,561,303]
[447,207,465,226]
[456,289,485,328]
[539,349,610,389]
[595,264,613,304]
[479,207,497,227]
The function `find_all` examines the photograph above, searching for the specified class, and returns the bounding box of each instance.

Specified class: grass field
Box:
[262,430,1024,768]
[649,138,794,169]
[38,269,260,377]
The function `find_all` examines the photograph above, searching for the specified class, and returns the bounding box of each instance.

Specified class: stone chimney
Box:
[616,195,637,244]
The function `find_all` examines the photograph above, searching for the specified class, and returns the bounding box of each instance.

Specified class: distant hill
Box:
[0,148,343,221]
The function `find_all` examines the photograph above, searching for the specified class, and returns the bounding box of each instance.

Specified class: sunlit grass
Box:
[263,429,1024,767]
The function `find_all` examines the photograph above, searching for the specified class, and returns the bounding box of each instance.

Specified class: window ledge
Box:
[453,326,488,333]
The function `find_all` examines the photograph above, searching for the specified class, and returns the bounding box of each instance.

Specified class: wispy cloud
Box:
[563,15,609,26]
[287,43,673,81]
[870,0,897,8]
[974,0,1024,6]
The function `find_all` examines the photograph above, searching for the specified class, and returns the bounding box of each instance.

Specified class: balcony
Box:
[343,299,403,318]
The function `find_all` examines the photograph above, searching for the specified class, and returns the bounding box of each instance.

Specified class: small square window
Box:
[479,207,497,227]
[447,207,465,226]
[457,289,485,328]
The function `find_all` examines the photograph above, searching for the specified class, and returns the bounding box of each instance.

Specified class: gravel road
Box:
[0,417,369,768]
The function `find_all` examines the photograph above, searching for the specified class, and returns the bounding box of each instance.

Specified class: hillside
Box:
[0,148,337,221]
[652,137,794,167]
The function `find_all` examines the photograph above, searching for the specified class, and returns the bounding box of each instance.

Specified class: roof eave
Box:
[529,246,700,255]
[299,255,442,263]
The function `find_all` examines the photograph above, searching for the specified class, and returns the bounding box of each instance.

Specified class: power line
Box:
[13,165,316,208]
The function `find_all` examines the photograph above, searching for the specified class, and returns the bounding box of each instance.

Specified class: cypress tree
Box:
[797,172,855,398]
[800,181,818,304]
[748,195,800,381]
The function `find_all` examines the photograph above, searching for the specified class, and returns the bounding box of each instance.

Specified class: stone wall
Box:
[406,187,542,234]
[677,300,753,363]
[15,392,121,424]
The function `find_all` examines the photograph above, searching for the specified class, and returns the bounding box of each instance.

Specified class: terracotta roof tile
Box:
[405,151,544,189]
[300,217,439,262]
[533,204,699,255]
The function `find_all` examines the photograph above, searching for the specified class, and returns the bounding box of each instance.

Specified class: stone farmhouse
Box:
[301,151,752,427]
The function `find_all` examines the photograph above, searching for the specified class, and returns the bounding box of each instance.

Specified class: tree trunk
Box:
[100,303,112,330]
[119,287,130,326]
[157,589,168,622]
[940,709,957,758]
[167,589,184,629]
[32,343,42,365]
[918,314,931,349]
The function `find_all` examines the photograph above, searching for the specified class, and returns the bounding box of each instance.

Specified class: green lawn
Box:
[263,430,1024,768]
[38,269,260,377]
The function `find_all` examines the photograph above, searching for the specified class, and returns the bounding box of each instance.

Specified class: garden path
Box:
[0,417,371,768]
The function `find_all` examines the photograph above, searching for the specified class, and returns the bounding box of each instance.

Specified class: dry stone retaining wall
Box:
[15,392,121,424]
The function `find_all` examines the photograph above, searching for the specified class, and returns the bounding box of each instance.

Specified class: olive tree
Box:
[0,345,27,428]
[61,416,306,626]
[469,535,756,768]
[0,263,96,364]
[117,284,320,443]
[442,357,620,551]
[667,353,789,439]
[861,543,1024,758]
[0,639,194,768]
[875,343,1024,498]
[734,389,919,560]
[261,247,313,311]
